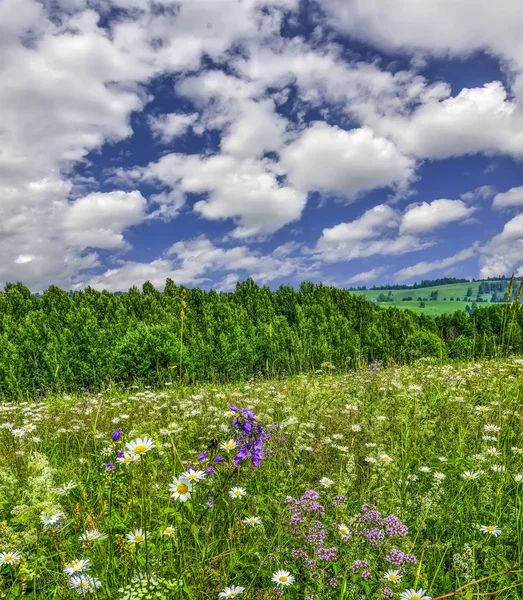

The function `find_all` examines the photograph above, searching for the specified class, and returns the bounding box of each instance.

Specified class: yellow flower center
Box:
[134,535,144,542]
[188,473,197,479]
[412,597,421,600]
[165,528,174,534]
[487,526,495,531]
[87,535,94,540]
[133,444,148,454]
[279,576,288,582]
[79,582,89,589]
[234,491,242,496]
[176,483,189,495]
[4,555,13,562]
[389,574,398,581]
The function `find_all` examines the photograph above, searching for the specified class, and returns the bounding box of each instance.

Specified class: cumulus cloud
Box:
[148,113,199,143]
[281,123,415,197]
[63,191,147,249]
[479,214,523,278]
[137,153,307,239]
[369,82,523,160]
[493,186,523,209]
[320,0,523,73]
[315,205,431,264]
[400,199,476,235]
[345,267,385,284]
[81,236,315,292]
[395,247,477,282]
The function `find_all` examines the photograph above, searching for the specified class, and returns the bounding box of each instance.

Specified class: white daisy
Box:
[243,516,262,527]
[337,523,350,537]
[229,487,246,499]
[220,439,237,452]
[125,528,149,543]
[384,569,402,583]
[400,589,431,600]
[79,530,106,542]
[125,437,155,457]
[271,570,295,587]
[319,477,334,487]
[218,585,245,597]
[169,476,193,502]
[64,559,90,575]
[480,525,502,536]
[183,468,206,482]
[0,551,21,565]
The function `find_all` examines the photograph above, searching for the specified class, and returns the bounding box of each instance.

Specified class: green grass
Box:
[2,359,523,599]
[351,280,508,315]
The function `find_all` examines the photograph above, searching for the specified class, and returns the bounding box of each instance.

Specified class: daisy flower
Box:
[64,559,90,575]
[350,424,362,432]
[133,573,157,585]
[383,569,402,583]
[243,516,262,527]
[40,511,66,527]
[126,528,149,543]
[480,525,502,536]
[163,526,176,536]
[433,472,446,481]
[79,530,106,542]
[272,570,295,587]
[184,468,206,482]
[486,447,500,457]
[229,487,246,499]
[0,551,21,566]
[11,428,25,438]
[68,575,102,594]
[319,477,334,488]
[125,437,155,457]
[380,454,393,463]
[461,471,480,480]
[400,589,431,600]
[220,439,237,452]
[218,585,245,597]
[169,476,193,502]
[484,424,500,432]
[337,523,350,537]
[419,466,431,473]
[56,481,76,495]
[512,447,523,454]
[514,474,523,483]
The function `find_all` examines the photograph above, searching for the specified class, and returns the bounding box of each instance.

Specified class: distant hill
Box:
[349,278,513,316]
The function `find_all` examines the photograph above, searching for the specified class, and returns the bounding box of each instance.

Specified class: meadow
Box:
[2,358,523,599]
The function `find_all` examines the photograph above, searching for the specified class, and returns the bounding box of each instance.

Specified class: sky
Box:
[2,0,523,293]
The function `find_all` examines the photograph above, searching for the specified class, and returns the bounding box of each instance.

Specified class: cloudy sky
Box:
[2,0,523,292]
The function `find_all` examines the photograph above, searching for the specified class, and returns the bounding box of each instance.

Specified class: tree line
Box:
[0,279,521,398]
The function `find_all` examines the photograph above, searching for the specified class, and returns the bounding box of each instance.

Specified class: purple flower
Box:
[112,429,121,441]
[206,466,215,475]
[230,404,238,412]
[198,451,207,462]
[104,461,116,472]
[381,588,393,598]
[214,455,224,463]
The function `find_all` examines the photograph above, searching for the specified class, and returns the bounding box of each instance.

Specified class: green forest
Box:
[0,278,521,398]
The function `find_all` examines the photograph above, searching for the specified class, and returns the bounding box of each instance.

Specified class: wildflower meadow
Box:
[2,358,523,598]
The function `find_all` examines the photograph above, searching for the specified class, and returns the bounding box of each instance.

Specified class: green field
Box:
[350,280,508,315]
[3,359,523,598]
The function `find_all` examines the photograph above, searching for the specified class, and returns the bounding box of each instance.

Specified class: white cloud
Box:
[493,186,523,209]
[395,247,477,282]
[63,191,147,249]
[320,205,399,244]
[345,267,384,284]
[315,205,430,263]
[369,82,523,160]
[320,0,523,73]
[148,113,199,143]
[81,236,314,292]
[400,199,476,235]
[281,123,415,197]
[138,153,306,238]
[479,214,523,278]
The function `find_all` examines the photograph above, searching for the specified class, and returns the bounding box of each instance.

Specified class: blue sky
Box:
[2,0,523,292]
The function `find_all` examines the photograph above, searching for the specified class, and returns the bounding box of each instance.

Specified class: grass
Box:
[1,359,523,599]
[350,280,508,315]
